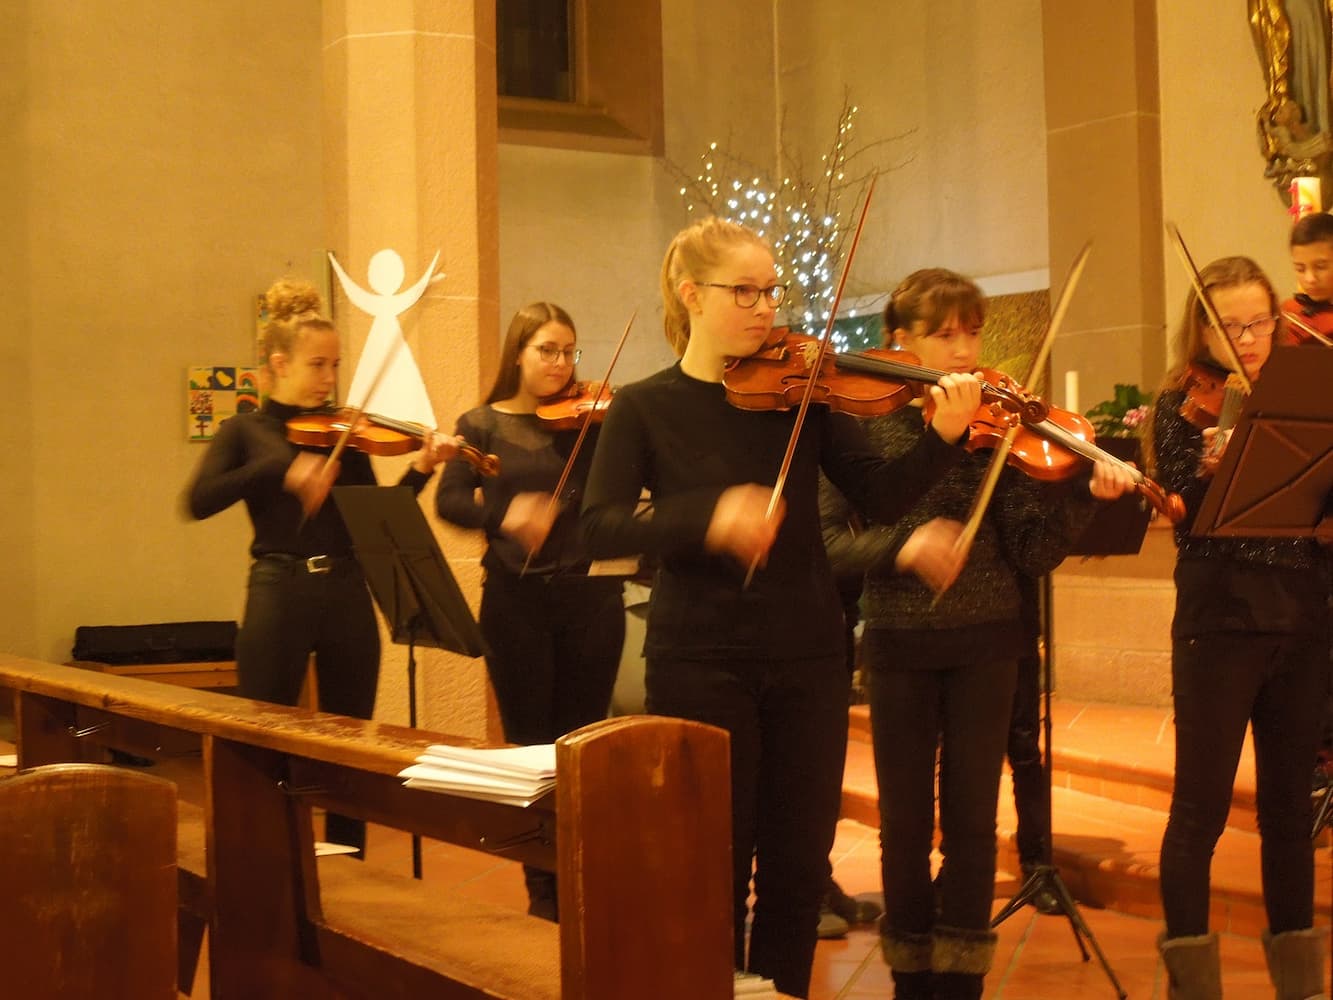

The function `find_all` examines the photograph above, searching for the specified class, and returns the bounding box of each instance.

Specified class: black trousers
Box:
[235,555,380,852]
[646,653,848,1000]
[868,650,1017,940]
[480,570,625,918]
[1160,631,1325,937]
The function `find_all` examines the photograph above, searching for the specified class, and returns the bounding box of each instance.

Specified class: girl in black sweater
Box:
[187,278,455,854]
[819,268,1133,1000]
[1150,257,1329,999]
[435,302,626,921]
[580,219,981,998]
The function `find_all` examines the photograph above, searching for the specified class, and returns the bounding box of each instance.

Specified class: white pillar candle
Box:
[1064,369,1079,414]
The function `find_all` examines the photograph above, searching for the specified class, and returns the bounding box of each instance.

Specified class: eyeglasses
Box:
[697,282,788,309]
[530,343,581,364]
[1214,316,1278,342]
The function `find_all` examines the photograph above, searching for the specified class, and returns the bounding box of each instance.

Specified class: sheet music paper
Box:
[398,743,556,807]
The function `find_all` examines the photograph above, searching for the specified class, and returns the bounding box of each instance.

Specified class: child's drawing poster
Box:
[188,366,260,441]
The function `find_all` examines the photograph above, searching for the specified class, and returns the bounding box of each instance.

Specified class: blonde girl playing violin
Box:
[820,268,1134,1000]
[580,220,983,998]
[186,278,455,856]
[435,302,627,921]
[1150,257,1330,999]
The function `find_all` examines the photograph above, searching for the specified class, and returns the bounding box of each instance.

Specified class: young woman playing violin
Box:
[580,219,981,998]
[817,268,1135,1000]
[434,302,627,922]
[1150,257,1330,998]
[186,278,456,855]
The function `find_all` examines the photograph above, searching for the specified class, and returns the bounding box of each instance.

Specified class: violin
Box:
[1281,295,1333,347]
[1177,362,1249,430]
[723,331,1185,523]
[965,399,1185,523]
[534,381,616,430]
[723,331,1049,424]
[286,407,500,476]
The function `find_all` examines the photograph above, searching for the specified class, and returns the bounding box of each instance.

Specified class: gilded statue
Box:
[1249,0,1333,196]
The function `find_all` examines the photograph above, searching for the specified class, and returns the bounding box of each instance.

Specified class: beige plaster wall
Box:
[1,8,36,661]
[6,2,324,663]
[777,0,1049,297]
[1157,0,1294,370]
[497,0,1049,382]
[496,0,782,381]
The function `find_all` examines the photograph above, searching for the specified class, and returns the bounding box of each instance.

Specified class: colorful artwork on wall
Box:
[188,366,260,441]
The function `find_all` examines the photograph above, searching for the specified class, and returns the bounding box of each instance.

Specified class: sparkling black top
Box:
[820,406,1102,665]
[1151,387,1328,638]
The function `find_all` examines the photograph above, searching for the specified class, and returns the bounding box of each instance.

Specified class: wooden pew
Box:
[0,763,178,1000]
[0,654,736,1000]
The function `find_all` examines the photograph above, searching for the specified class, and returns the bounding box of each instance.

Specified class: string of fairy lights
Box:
[677,104,879,351]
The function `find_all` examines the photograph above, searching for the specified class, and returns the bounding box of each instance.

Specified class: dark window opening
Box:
[497,0,573,102]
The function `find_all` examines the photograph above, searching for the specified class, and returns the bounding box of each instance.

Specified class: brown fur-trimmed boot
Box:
[1158,932,1222,1000]
[880,928,933,1000]
[1263,927,1330,1000]
[931,925,996,1000]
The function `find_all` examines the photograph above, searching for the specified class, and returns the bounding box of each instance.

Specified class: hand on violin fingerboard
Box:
[705,484,785,569]
[411,432,463,475]
[284,451,339,517]
[501,491,559,554]
[926,373,982,444]
[1197,427,1232,477]
[1087,459,1139,501]
[895,517,967,594]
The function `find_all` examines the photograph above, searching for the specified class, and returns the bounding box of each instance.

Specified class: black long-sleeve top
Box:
[818,406,1104,664]
[434,406,603,576]
[1152,385,1329,638]
[579,364,963,661]
[186,398,430,558]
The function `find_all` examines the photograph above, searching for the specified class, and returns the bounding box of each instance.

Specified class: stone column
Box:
[323,0,501,741]
[1042,0,1165,407]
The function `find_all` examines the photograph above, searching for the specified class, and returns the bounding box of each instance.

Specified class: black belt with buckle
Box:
[260,552,356,575]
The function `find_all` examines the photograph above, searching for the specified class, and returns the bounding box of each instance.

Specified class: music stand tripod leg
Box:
[407,628,423,880]
[989,574,1128,1000]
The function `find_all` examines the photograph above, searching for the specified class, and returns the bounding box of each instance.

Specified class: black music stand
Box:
[333,486,487,878]
[990,489,1150,1000]
[1191,347,1333,542]
[1190,347,1333,839]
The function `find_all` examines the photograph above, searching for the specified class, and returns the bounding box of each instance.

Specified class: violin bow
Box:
[932,241,1093,606]
[1165,222,1254,394]
[520,308,638,575]
[1281,309,1333,347]
[743,172,879,588]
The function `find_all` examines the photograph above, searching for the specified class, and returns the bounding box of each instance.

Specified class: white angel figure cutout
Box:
[329,248,440,430]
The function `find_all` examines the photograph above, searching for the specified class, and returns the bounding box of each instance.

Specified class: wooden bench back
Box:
[0,654,735,1000]
[0,763,178,1000]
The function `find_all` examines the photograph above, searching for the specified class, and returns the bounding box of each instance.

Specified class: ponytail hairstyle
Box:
[484,302,577,404]
[1144,255,1279,476]
[258,278,333,366]
[882,268,986,347]
[660,217,772,357]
